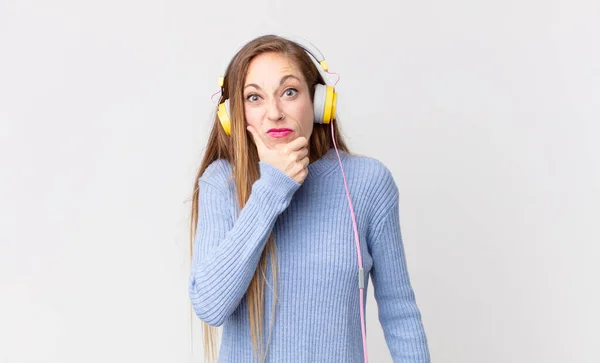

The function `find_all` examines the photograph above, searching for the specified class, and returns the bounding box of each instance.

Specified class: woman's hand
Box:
[247,125,309,184]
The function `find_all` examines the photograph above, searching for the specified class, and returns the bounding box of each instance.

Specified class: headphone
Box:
[215,36,338,136]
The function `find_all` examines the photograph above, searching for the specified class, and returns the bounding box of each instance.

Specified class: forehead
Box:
[245,52,305,83]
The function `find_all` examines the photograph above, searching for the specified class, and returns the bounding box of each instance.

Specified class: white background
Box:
[1,0,598,362]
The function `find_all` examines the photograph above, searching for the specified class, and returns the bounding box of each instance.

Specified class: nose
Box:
[265,98,284,122]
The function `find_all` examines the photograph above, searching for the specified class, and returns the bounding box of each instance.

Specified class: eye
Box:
[245,93,260,102]
[283,88,298,98]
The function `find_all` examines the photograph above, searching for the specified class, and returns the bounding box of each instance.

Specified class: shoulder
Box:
[198,158,234,192]
[343,151,399,198]
[342,152,400,231]
[196,159,238,217]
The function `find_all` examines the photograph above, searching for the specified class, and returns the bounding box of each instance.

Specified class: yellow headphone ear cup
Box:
[322,85,336,124]
[331,91,338,121]
[217,99,231,135]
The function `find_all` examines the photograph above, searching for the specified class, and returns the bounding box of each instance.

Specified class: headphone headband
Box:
[217,35,331,88]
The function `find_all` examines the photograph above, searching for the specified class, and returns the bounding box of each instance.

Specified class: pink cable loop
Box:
[210,88,221,103]
[326,70,341,87]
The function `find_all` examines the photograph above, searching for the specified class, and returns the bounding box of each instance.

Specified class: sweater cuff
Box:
[254,161,302,204]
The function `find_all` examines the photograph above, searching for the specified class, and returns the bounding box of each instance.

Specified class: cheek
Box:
[286,96,314,123]
[244,107,263,126]
[302,98,315,124]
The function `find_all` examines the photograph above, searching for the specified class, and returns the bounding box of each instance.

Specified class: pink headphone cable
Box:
[330,120,369,363]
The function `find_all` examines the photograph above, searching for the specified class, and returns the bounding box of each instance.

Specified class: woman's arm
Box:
[369,188,431,362]
[189,161,301,326]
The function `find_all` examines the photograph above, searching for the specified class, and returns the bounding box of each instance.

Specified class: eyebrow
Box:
[244,74,301,91]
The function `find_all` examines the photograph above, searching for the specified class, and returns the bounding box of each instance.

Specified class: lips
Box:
[267,128,292,133]
[267,128,293,138]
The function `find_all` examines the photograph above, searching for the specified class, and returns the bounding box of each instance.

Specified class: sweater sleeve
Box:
[189,161,301,327]
[369,189,431,362]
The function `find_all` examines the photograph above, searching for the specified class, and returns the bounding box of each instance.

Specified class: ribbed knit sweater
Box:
[189,148,430,362]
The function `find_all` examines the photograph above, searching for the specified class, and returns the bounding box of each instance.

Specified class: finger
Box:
[300,156,310,168]
[286,136,309,151]
[294,147,309,161]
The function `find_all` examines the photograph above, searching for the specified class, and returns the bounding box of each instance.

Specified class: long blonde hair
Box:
[190,34,350,362]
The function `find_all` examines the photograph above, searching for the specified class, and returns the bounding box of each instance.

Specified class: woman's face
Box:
[243,52,314,148]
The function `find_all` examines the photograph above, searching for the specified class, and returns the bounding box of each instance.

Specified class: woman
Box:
[189,34,430,363]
